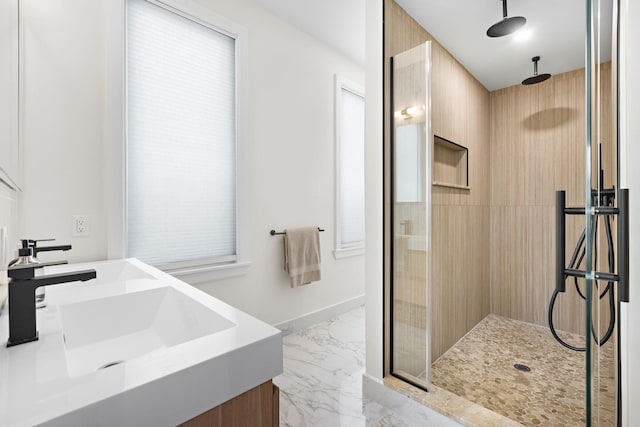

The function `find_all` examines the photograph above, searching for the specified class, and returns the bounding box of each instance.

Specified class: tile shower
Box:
[384,1,621,425]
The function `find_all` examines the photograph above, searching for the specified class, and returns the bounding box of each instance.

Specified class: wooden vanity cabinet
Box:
[180,380,280,427]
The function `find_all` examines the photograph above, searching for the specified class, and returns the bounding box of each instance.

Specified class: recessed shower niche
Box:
[433,135,469,190]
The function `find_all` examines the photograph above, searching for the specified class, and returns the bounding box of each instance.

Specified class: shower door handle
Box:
[618,189,629,303]
[556,189,629,302]
[556,191,566,292]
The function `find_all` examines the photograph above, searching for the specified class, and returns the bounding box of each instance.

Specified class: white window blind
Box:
[336,80,365,252]
[126,0,237,268]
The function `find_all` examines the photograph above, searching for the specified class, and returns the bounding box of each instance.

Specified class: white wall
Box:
[19,0,107,263]
[18,0,365,326]
[0,184,17,309]
[189,0,365,324]
[364,0,383,381]
[619,0,640,424]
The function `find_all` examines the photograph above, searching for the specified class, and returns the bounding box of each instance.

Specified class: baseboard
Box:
[274,294,365,335]
[362,372,384,386]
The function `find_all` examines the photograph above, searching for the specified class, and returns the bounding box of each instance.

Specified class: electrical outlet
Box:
[72,215,89,237]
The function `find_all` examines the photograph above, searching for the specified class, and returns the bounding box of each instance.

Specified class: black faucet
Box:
[6,255,96,347]
[29,239,72,257]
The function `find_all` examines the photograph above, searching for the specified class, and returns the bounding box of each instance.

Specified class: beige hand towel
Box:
[284,226,321,287]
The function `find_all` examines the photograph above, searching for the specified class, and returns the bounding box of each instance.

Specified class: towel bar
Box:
[270,228,325,236]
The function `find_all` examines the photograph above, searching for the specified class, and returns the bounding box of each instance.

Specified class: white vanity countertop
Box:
[0,258,283,426]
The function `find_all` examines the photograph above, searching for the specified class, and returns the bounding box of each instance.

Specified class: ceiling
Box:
[396,0,612,91]
[254,0,612,91]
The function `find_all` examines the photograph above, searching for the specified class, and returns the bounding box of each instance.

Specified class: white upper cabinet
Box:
[0,0,20,190]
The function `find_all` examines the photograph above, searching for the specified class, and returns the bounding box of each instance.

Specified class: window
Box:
[334,76,365,258]
[126,0,246,274]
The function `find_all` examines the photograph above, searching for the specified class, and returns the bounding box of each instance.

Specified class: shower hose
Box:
[548,192,616,352]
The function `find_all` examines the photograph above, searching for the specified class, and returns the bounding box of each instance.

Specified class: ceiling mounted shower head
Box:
[487,0,526,37]
[522,56,551,85]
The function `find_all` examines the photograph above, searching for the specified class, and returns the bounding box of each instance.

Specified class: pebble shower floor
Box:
[427,314,616,426]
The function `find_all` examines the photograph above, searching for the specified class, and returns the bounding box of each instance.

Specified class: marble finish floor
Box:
[427,314,616,426]
[274,307,439,426]
[273,306,616,426]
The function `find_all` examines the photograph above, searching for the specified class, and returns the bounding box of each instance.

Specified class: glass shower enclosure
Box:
[387,1,626,424]
[390,41,432,389]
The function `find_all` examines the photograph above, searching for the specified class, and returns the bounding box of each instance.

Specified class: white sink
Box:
[42,260,159,305]
[60,286,236,377]
[0,258,282,426]
[45,259,156,284]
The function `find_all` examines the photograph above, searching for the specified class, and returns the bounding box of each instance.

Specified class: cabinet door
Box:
[180,380,278,427]
[0,0,19,189]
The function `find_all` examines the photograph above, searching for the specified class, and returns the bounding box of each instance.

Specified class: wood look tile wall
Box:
[385,0,491,364]
[489,64,614,334]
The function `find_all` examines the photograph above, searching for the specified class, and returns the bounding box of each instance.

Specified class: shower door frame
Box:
[584,0,624,424]
[387,41,433,391]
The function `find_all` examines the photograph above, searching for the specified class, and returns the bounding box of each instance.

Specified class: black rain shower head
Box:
[487,0,526,37]
[522,56,551,85]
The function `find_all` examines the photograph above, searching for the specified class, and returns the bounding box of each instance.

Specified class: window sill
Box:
[333,247,365,259]
[166,261,252,284]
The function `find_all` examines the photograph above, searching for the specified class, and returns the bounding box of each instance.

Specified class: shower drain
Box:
[514,363,531,372]
[97,361,124,371]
